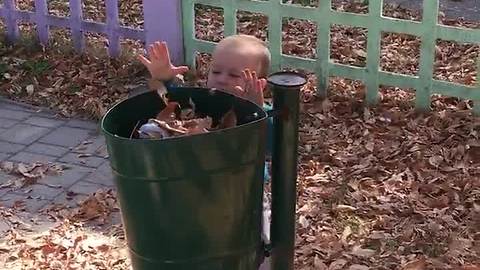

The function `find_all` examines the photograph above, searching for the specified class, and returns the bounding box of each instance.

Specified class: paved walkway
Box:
[0,98,113,213]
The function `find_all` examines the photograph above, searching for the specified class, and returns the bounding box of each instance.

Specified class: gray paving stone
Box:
[0,141,25,154]
[0,171,10,183]
[72,136,106,156]
[34,110,64,119]
[0,172,12,197]
[51,192,88,208]
[9,152,57,163]
[95,145,109,158]
[0,124,51,145]
[0,109,32,120]
[66,119,99,130]
[0,193,50,212]
[37,163,93,188]
[11,183,64,200]
[0,153,10,161]
[0,100,38,112]
[39,126,93,147]
[24,116,66,128]
[0,118,18,128]
[84,162,115,186]
[58,152,106,168]
[68,180,106,195]
[25,143,69,157]
[0,219,9,234]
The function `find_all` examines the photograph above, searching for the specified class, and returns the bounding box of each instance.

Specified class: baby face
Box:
[206,46,261,93]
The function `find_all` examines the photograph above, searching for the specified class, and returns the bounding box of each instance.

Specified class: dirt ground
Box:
[386,0,480,21]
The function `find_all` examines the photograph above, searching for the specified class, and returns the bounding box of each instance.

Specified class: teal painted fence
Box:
[181,0,480,113]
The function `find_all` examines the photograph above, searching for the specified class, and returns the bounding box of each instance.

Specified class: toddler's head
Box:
[207,35,271,92]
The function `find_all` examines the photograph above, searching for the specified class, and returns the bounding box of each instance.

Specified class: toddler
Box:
[138,34,273,243]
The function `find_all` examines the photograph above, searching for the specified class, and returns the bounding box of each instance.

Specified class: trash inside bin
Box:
[101,87,268,270]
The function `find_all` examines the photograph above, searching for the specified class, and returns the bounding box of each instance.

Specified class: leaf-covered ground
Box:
[1,0,479,269]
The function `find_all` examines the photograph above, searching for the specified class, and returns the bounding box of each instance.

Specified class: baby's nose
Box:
[214,75,230,88]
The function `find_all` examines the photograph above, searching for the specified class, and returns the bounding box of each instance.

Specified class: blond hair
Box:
[216,34,271,78]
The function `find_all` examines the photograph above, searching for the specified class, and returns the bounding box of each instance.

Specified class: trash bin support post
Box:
[268,72,307,270]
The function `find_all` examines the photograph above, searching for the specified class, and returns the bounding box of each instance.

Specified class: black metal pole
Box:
[267,72,307,270]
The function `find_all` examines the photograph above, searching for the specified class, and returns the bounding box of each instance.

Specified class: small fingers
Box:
[245,69,253,83]
[137,54,151,66]
[251,70,258,83]
[151,42,161,61]
[162,42,172,63]
[234,85,245,95]
[258,78,267,92]
[242,69,253,91]
[148,45,155,59]
[173,65,190,74]
[232,86,248,99]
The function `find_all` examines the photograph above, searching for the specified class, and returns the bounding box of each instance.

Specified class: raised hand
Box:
[137,41,189,81]
[234,69,267,107]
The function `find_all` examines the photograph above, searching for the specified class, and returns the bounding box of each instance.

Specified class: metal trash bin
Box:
[101,72,306,270]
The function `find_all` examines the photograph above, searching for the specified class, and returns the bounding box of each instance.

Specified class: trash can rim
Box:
[100,89,268,143]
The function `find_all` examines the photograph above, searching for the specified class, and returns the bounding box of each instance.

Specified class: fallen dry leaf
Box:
[402,258,427,270]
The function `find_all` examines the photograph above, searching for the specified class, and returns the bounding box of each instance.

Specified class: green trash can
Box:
[101,87,268,269]
[101,72,307,270]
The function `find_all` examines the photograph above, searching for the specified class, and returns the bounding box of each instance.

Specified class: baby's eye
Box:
[229,73,241,78]
[212,70,220,74]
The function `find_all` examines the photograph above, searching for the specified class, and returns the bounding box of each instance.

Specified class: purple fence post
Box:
[4,0,19,43]
[69,0,85,52]
[106,0,120,57]
[35,0,49,45]
[143,0,184,65]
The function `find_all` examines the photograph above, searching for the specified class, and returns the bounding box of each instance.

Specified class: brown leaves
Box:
[294,67,479,269]
[0,217,129,269]
[44,189,120,225]
[0,161,63,188]
[136,96,237,139]
[70,189,118,223]
[156,101,180,121]
[402,258,427,270]
[218,109,237,129]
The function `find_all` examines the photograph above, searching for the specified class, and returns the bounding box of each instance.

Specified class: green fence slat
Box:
[433,80,479,100]
[378,71,420,89]
[268,0,282,72]
[416,0,439,111]
[380,17,423,36]
[436,25,480,44]
[182,0,196,69]
[282,55,316,71]
[314,0,331,98]
[237,0,272,14]
[279,5,317,21]
[330,12,369,29]
[329,63,366,82]
[364,0,382,104]
[194,39,216,53]
[223,0,236,36]
[195,0,223,7]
